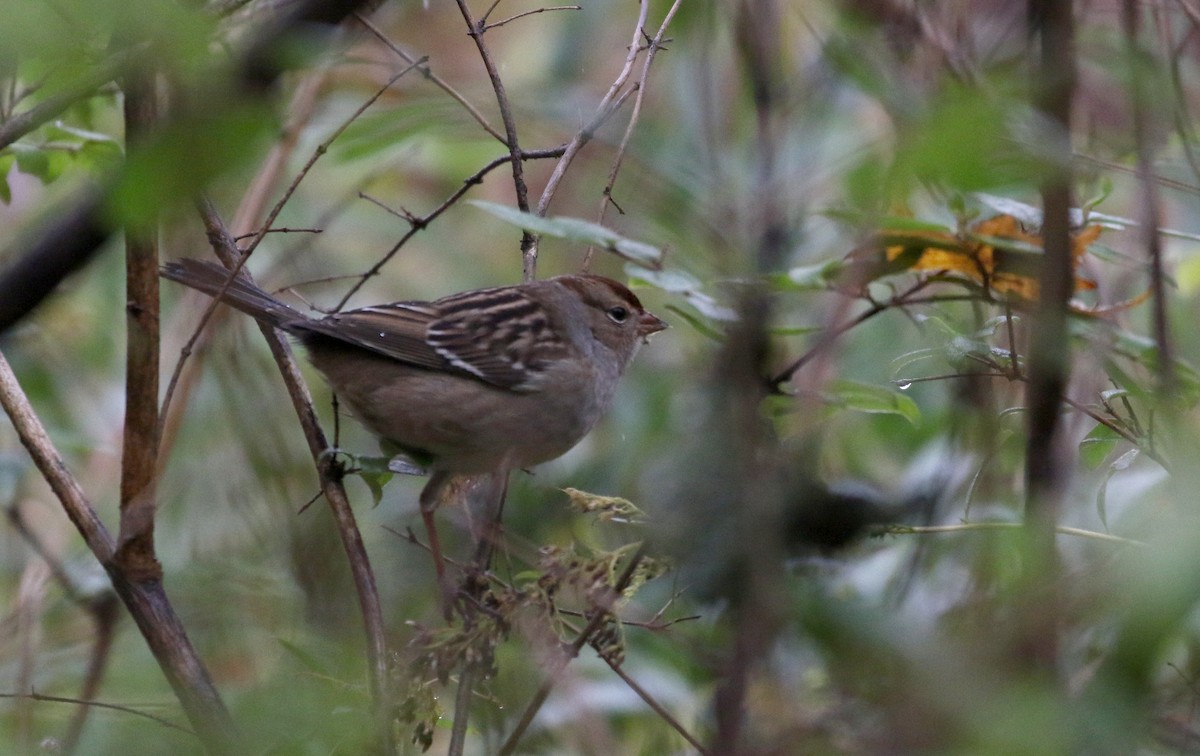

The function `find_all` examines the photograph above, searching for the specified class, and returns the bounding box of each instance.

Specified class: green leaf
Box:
[826,379,920,424]
[469,200,664,268]
[628,267,700,293]
[13,145,51,183]
[630,266,735,320]
[975,315,1019,339]
[1080,423,1122,470]
[1100,388,1130,404]
[664,304,724,341]
[49,122,121,146]
[352,455,396,506]
[777,259,844,291]
[1096,448,1138,529]
[276,638,331,676]
[769,325,824,337]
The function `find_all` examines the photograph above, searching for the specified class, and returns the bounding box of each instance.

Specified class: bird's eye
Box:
[606,305,629,323]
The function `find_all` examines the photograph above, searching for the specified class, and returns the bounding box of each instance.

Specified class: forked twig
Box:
[335,146,566,309]
[587,0,685,267]
[536,0,651,220]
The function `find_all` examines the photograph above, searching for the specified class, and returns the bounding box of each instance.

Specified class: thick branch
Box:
[0,350,236,752]
[116,65,163,581]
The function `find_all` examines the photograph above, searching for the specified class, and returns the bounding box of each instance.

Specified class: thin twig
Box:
[231,63,332,237]
[885,521,1144,547]
[334,146,566,309]
[0,692,194,736]
[604,663,709,754]
[453,0,537,279]
[587,0,685,267]
[770,277,936,389]
[61,594,120,754]
[484,5,581,31]
[355,13,505,143]
[240,58,425,261]
[536,0,650,221]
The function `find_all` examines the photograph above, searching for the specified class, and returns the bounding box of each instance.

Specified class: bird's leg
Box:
[419,471,456,621]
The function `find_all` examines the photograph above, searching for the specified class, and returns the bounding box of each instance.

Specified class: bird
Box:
[162,259,666,608]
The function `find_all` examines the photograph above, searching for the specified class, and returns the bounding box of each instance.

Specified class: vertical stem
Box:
[1023,0,1076,671]
[709,0,790,752]
[117,66,163,580]
[1121,0,1174,391]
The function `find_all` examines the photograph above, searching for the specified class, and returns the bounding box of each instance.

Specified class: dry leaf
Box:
[877,214,1101,300]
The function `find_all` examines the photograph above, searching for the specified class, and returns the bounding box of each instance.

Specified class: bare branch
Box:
[587,0,684,267]
[536,0,651,221]
[452,0,537,279]
[484,5,581,32]
[240,58,425,260]
[334,146,566,309]
[0,350,236,752]
[193,200,394,755]
[355,13,502,143]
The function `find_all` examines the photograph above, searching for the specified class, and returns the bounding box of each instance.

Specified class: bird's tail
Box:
[161,259,304,328]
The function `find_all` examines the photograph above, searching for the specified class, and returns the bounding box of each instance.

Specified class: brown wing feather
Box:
[289,303,451,373]
[292,285,569,391]
[425,287,568,389]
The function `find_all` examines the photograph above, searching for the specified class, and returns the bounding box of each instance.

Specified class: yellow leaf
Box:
[879,214,1102,300]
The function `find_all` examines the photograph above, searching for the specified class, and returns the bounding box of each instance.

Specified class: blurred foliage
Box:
[4,0,1200,753]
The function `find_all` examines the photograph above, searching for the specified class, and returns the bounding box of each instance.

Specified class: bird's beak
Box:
[638,311,668,338]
